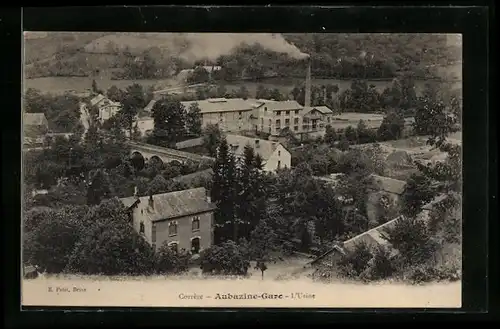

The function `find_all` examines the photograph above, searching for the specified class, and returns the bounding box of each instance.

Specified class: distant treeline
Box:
[26,34,459,82]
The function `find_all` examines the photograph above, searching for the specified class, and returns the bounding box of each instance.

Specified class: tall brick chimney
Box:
[304,58,312,108]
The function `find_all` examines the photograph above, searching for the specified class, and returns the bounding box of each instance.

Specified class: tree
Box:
[119,83,146,137]
[269,88,285,101]
[377,111,405,141]
[151,97,187,146]
[356,120,376,144]
[235,145,268,240]
[401,173,437,218]
[256,85,271,99]
[255,260,268,280]
[186,103,203,137]
[86,169,112,205]
[324,125,337,145]
[187,66,210,84]
[65,199,155,275]
[249,220,277,261]
[344,125,357,142]
[382,217,439,267]
[200,240,251,276]
[107,85,125,103]
[211,138,238,243]
[338,241,373,277]
[147,175,171,195]
[203,124,222,157]
[235,86,250,99]
[92,79,101,94]
[23,205,88,273]
[368,246,396,280]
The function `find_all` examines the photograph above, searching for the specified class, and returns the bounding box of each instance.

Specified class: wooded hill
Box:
[24,33,461,81]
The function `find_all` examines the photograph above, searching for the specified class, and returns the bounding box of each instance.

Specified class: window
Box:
[285,119,290,126]
[286,110,290,115]
[277,161,281,169]
[219,113,223,117]
[294,125,299,131]
[302,124,308,131]
[139,222,145,234]
[278,150,281,156]
[168,221,178,236]
[238,111,242,115]
[294,118,299,124]
[295,110,300,114]
[192,217,200,231]
[276,111,281,116]
[264,107,267,111]
[327,117,331,123]
[152,224,156,243]
[276,119,281,127]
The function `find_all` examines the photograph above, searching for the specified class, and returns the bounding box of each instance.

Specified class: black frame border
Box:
[2,4,495,326]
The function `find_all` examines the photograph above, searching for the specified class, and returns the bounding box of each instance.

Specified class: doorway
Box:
[191,237,201,254]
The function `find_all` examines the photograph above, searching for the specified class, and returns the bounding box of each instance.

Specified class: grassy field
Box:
[24,75,461,97]
[23,76,176,95]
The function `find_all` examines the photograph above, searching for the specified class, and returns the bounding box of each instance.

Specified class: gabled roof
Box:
[301,106,333,116]
[90,94,106,106]
[369,174,407,195]
[172,168,214,185]
[263,100,303,111]
[181,98,262,114]
[90,94,121,107]
[386,150,412,165]
[342,215,403,253]
[226,134,283,161]
[120,187,215,222]
[23,113,47,126]
[144,99,157,112]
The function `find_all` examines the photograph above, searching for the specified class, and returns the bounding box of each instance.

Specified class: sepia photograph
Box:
[21,31,463,308]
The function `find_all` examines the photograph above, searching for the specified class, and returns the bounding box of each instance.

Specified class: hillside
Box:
[24,32,462,81]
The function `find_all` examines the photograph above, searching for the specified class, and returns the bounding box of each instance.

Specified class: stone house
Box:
[120,187,216,254]
[225,134,292,172]
[366,174,407,225]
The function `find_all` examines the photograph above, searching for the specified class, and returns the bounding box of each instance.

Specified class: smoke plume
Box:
[85,32,309,62]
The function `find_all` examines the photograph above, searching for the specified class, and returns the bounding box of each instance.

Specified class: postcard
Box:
[21,31,462,308]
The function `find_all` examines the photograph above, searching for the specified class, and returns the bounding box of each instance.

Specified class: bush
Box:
[155,242,190,274]
[337,241,373,278]
[382,217,439,267]
[367,246,397,280]
[200,240,250,276]
[406,263,461,284]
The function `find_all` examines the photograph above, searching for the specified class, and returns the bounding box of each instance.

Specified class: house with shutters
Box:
[225,134,291,172]
[120,187,216,254]
[86,94,122,123]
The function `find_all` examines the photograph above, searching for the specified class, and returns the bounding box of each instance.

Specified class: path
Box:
[188,255,315,281]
